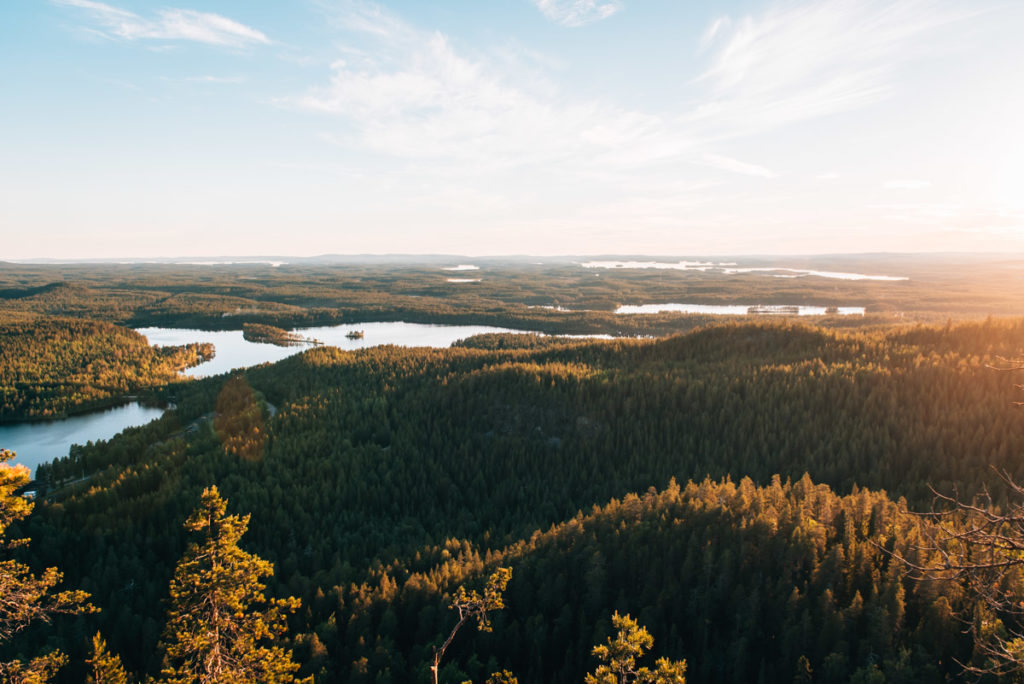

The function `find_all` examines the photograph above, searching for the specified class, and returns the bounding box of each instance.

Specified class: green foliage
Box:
[16,318,1024,681]
[241,323,315,347]
[452,567,512,634]
[0,449,93,681]
[901,474,1024,678]
[453,334,577,350]
[586,612,687,684]
[212,376,269,462]
[159,486,305,684]
[4,258,1023,337]
[0,450,33,538]
[0,650,68,683]
[433,568,512,684]
[0,313,211,421]
[87,632,130,684]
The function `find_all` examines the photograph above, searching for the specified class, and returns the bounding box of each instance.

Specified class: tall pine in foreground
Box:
[0,449,93,681]
[159,486,307,684]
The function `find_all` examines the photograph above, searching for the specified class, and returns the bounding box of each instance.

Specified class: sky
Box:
[1,0,1023,258]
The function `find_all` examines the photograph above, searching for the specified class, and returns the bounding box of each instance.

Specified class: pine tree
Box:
[432,567,513,684]
[585,612,687,684]
[87,632,130,684]
[159,485,306,683]
[0,449,93,682]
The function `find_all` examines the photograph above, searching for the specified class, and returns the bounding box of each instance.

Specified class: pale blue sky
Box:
[2,0,1022,258]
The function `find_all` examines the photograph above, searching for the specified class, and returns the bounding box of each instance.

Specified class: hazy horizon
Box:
[6,250,1024,264]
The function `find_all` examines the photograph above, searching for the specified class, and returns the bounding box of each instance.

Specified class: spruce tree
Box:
[159,485,306,683]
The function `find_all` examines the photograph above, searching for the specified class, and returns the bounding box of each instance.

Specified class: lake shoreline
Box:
[0,395,170,426]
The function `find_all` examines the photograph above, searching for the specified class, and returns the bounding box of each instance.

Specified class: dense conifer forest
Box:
[3,260,1024,681]
[0,313,212,421]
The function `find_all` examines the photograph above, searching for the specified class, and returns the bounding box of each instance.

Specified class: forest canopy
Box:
[0,313,212,421]
[5,260,1024,681]
[6,315,1024,680]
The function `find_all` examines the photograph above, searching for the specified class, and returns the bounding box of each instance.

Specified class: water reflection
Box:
[137,322,541,378]
[0,402,166,476]
[2,322,564,475]
[614,303,866,316]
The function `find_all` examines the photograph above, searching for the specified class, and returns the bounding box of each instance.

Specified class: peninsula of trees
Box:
[0,313,212,421]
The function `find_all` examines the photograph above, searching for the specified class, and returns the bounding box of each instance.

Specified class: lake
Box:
[1,402,166,476]
[1,322,539,475]
[581,260,908,281]
[137,321,544,378]
[1,321,580,475]
[614,303,866,316]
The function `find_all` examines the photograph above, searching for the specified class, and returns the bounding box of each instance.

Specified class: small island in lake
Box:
[242,323,320,347]
[345,330,365,339]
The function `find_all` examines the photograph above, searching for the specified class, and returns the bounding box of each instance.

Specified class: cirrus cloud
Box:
[54,0,270,47]
[531,0,622,27]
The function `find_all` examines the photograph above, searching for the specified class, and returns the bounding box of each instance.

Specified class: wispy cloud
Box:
[286,0,982,207]
[884,179,931,189]
[288,2,663,170]
[688,0,974,138]
[532,0,622,27]
[699,16,731,51]
[183,75,247,84]
[702,153,777,179]
[54,0,269,47]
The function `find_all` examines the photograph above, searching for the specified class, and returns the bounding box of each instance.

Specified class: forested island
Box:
[3,258,1024,682]
[242,322,320,347]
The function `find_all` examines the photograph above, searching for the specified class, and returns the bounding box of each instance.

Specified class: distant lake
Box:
[581,261,908,281]
[614,303,866,316]
[137,321,543,378]
[0,402,166,476]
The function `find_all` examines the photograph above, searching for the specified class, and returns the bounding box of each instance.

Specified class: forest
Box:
[3,259,1024,682]
[242,323,320,347]
[0,312,212,422]
[2,256,1024,336]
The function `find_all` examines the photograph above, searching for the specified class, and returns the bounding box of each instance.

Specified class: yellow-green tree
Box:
[586,612,687,684]
[159,485,306,684]
[87,632,130,684]
[0,449,93,682]
[432,567,512,684]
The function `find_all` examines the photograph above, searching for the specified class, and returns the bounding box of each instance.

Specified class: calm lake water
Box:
[2,321,541,476]
[1,402,166,476]
[580,260,908,281]
[4,321,602,475]
[137,322,541,378]
[614,303,866,315]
